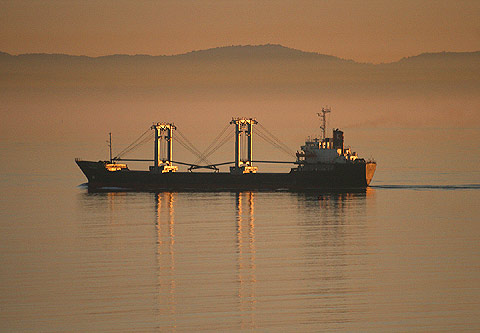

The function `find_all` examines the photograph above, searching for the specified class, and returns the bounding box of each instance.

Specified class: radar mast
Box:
[317,107,331,140]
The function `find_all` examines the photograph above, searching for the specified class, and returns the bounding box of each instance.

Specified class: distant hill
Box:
[175,44,348,62]
[0,45,478,94]
[397,51,480,64]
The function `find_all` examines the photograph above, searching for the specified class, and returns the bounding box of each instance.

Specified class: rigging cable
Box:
[114,131,153,159]
[113,127,151,159]
[258,123,295,156]
[255,127,295,158]
[175,128,212,165]
[195,128,232,164]
[174,133,214,164]
[200,131,232,160]
[195,123,231,164]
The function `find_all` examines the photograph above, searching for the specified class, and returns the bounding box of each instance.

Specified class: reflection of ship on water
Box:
[300,188,374,211]
[79,188,376,329]
[235,192,257,329]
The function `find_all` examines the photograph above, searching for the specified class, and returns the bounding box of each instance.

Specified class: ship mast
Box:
[317,107,331,140]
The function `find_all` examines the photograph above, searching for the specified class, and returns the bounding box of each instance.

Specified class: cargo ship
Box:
[76,109,376,191]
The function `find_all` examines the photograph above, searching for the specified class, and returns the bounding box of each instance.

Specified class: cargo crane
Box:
[230,117,258,174]
[150,123,178,173]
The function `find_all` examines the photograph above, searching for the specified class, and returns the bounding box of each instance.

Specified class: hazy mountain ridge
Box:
[175,44,349,62]
[1,44,478,64]
[0,44,351,67]
[1,45,478,94]
[397,51,480,63]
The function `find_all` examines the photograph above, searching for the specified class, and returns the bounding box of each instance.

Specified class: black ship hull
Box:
[76,160,376,192]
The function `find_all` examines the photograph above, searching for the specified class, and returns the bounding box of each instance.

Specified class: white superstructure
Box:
[296,109,360,168]
[296,131,358,165]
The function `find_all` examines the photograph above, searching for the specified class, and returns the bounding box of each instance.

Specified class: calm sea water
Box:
[1,128,480,331]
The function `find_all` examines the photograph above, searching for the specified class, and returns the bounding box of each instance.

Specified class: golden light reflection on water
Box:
[155,192,177,327]
[236,192,257,329]
[107,192,126,224]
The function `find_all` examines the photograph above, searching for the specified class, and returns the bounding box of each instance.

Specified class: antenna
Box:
[108,132,113,163]
[317,107,331,140]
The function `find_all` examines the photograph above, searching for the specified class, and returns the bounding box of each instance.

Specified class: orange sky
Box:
[1,0,479,63]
